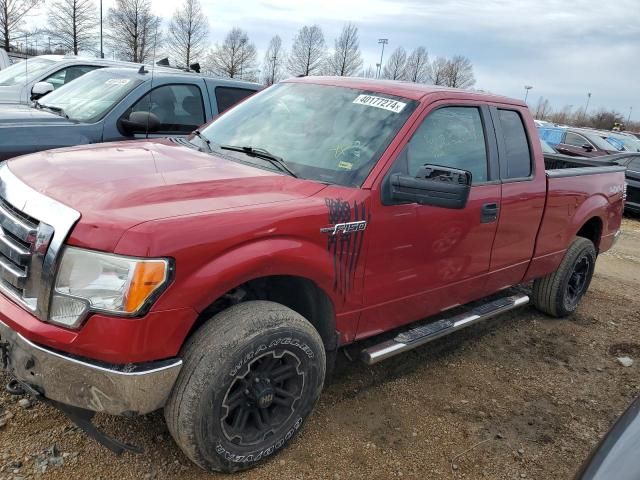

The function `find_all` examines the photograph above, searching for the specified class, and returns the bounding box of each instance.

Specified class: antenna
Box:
[145,26,159,138]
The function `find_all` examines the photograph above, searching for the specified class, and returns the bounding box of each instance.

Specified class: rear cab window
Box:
[495,108,532,180]
[215,86,257,114]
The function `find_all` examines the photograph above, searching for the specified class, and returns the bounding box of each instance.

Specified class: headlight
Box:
[50,246,171,328]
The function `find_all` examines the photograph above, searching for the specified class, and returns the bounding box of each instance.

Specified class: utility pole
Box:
[585,92,591,113]
[628,106,633,124]
[523,85,533,102]
[100,0,104,58]
[376,39,388,78]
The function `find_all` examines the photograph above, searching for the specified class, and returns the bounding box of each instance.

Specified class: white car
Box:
[0,55,143,104]
[0,50,10,70]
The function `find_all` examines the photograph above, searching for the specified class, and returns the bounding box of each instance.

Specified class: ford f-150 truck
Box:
[0,77,625,473]
[0,66,261,160]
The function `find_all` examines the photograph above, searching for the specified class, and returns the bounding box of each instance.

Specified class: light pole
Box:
[376,39,388,79]
[585,92,591,113]
[628,107,633,124]
[100,0,104,58]
[524,85,533,102]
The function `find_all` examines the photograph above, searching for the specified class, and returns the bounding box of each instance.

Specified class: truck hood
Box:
[8,139,327,251]
[0,104,74,126]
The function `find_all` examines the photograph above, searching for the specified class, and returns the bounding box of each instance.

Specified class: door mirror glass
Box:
[31,81,54,100]
[118,111,160,134]
[389,164,472,209]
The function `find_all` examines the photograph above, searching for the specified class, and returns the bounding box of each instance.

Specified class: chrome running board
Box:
[361,294,530,365]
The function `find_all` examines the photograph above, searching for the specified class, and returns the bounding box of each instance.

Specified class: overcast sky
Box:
[27,0,639,118]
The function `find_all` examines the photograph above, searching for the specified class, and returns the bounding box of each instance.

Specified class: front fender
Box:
[151,237,346,315]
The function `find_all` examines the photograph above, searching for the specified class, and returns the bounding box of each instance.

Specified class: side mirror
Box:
[389,165,472,209]
[31,81,54,100]
[118,111,160,135]
[582,143,594,152]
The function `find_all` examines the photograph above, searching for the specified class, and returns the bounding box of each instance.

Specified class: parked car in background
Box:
[0,55,147,104]
[0,66,261,160]
[577,397,640,480]
[605,132,640,152]
[0,50,10,70]
[538,126,623,157]
[602,153,640,213]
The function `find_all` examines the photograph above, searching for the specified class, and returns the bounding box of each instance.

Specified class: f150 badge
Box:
[320,220,367,235]
[322,198,370,298]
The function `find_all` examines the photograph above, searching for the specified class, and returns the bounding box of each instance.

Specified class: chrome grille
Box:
[0,197,51,311]
[0,163,80,320]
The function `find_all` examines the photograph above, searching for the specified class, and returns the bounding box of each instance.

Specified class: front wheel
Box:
[532,237,597,317]
[165,301,326,472]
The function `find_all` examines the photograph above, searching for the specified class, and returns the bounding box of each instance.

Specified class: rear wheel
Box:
[532,237,596,317]
[165,301,326,472]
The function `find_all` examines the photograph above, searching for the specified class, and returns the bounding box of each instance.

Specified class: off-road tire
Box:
[532,237,596,317]
[165,301,326,473]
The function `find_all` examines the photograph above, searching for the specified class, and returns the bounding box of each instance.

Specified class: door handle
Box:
[481,203,499,223]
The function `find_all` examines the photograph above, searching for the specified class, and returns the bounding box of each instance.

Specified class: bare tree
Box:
[262,35,286,86]
[428,56,449,85]
[360,65,376,78]
[206,27,257,81]
[442,55,475,89]
[326,23,362,77]
[534,96,552,120]
[405,46,429,83]
[0,0,42,51]
[47,0,97,55]
[106,0,161,62]
[167,0,208,68]
[382,46,407,80]
[287,24,326,76]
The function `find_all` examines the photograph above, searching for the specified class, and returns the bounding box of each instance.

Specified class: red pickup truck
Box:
[0,77,625,472]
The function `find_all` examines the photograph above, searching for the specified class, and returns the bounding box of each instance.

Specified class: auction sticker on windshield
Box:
[353,95,407,113]
[105,78,130,86]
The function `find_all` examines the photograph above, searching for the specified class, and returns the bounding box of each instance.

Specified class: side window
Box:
[565,132,589,147]
[126,84,205,133]
[45,65,101,89]
[401,106,488,184]
[215,86,256,114]
[497,109,532,179]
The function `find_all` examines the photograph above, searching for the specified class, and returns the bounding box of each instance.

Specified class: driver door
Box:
[358,103,502,339]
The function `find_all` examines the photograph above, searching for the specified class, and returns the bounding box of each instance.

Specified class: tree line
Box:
[534,96,639,132]
[0,0,476,88]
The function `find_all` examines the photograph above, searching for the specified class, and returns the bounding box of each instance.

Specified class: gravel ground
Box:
[2,216,640,480]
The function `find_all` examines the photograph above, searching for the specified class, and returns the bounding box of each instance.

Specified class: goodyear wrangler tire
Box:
[165,301,326,473]
[532,237,596,318]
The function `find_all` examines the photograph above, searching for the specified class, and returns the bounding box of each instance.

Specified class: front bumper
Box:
[0,319,182,416]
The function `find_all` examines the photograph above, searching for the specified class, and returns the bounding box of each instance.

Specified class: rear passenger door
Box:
[486,107,546,290]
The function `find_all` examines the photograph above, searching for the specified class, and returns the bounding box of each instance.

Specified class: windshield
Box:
[609,135,640,152]
[198,82,417,186]
[0,57,55,87]
[39,69,144,123]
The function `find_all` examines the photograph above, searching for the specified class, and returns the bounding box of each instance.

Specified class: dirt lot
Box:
[2,217,640,480]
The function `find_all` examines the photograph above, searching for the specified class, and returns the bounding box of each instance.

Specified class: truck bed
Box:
[543,153,623,174]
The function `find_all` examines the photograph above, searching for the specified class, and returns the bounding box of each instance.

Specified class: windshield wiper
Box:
[220,145,298,178]
[191,129,213,153]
